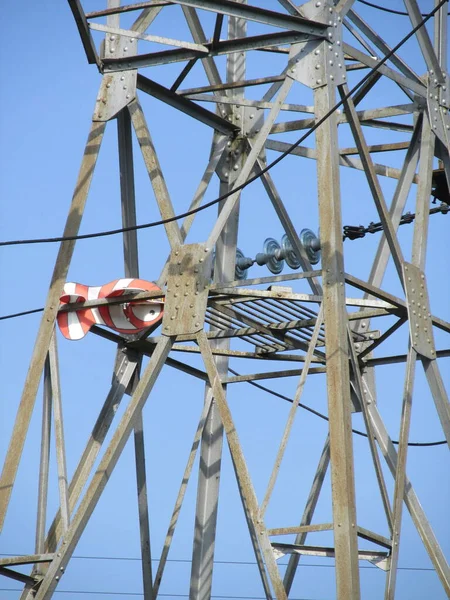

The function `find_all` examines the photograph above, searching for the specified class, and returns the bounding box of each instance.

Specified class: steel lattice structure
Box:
[1,1,449,599]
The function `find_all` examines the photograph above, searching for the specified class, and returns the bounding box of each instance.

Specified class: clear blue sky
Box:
[0,1,449,599]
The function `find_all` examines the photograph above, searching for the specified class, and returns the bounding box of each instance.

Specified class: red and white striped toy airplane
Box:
[57,279,164,340]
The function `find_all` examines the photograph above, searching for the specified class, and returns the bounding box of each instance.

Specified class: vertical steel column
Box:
[49,334,70,534]
[314,80,360,599]
[189,12,246,599]
[35,357,52,564]
[118,106,154,599]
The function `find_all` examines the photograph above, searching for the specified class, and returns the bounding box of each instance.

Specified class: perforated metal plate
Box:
[403,262,436,359]
[163,244,212,336]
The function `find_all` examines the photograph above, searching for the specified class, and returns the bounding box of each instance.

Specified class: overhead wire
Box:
[0,0,447,248]
[357,0,450,17]
[0,202,447,321]
[0,553,436,571]
[0,592,321,599]
[228,368,447,447]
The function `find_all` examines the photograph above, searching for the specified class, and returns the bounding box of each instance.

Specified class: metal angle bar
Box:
[170,343,321,362]
[211,286,394,310]
[157,135,228,288]
[343,43,427,97]
[356,527,392,550]
[283,435,330,593]
[265,139,417,183]
[58,290,164,312]
[68,0,100,66]
[260,306,324,516]
[32,337,173,600]
[181,6,230,118]
[133,415,154,600]
[130,3,165,34]
[170,0,328,35]
[277,0,303,15]
[0,120,106,532]
[44,352,139,553]
[384,345,416,599]
[339,85,406,284]
[268,523,333,536]
[137,74,238,135]
[89,22,209,53]
[351,71,382,107]
[185,93,314,113]
[0,566,37,586]
[86,2,170,19]
[269,104,416,133]
[364,348,450,367]
[48,334,70,535]
[403,0,445,82]
[348,336,393,534]
[170,59,198,92]
[35,356,52,557]
[343,18,380,58]
[409,116,450,448]
[274,543,388,562]
[411,115,435,270]
[434,0,448,71]
[0,555,54,567]
[314,80,360,599]
[190,60,243,590]
[103,30,316,70]
[421,358,450,448]
[222,367,326,384]
[128,100,183,249]
[206,76,294,249]
[347,10,423,86]
[152,390,214,596]
[180,75,285,96]
[87,326,208,380]
[197,331,288,599]
[357,316,408,360]
[335,0,357,17]
[117,104,154,600]
[362,379,450,594]
[358,120,414,133]
[210,270,322,289]
[212,13,224,48]
[340,141,410,155]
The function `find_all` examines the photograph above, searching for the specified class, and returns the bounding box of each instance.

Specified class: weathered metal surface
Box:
[403,263,435,359]
[0,120,106,532]
[3,2,450,599]
[163,244,213,336]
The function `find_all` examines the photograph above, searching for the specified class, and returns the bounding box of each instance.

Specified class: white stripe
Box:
[130,304,162,322]
[67,311,86,340]
[109,305,137,331]
[91,307,105,325]
[64,282,77,296]
[87,286,102,300]
[112,278,133,292]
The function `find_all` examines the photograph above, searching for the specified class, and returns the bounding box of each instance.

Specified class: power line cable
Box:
[0,554,436,571]
[228,367,447,447]
[0,592,319,599]
[0,0,447,249]
[0,310,447,446]
[357,0,449,17]
[0,308,45,321]
[0,201,447,321]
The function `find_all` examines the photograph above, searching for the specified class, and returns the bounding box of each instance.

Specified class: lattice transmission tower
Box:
[1,1,449,599]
